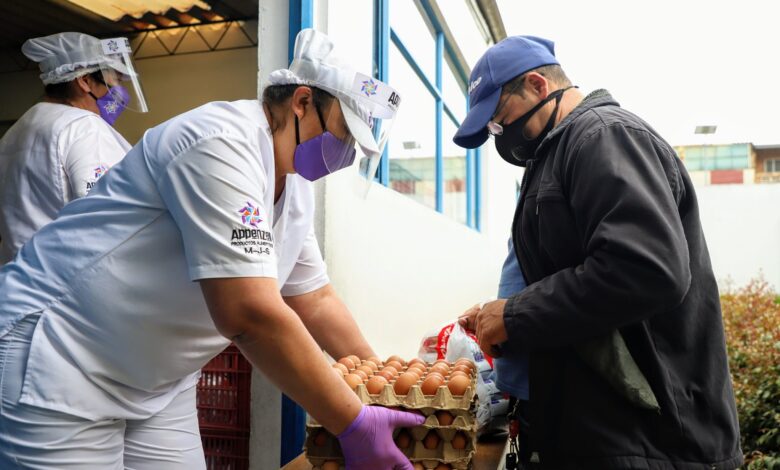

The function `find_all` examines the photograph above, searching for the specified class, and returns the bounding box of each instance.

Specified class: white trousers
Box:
[0,315,207,469]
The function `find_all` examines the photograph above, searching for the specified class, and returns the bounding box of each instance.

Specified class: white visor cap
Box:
[22,32,132,85]
[266,29,400,157]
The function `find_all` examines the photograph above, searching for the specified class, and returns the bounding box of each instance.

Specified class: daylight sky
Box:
[497,0,780,146]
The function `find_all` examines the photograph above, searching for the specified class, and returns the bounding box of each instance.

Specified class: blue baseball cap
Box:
[453,35,559,149]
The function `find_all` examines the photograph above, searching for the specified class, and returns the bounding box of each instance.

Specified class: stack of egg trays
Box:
[304,360,478,469]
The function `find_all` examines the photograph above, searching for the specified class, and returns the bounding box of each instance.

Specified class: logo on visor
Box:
[238,202,263,227]
[94,164,109,179]
[104,39,120,53]
[361,79,379,97]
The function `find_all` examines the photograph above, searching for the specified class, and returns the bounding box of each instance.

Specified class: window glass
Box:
[390,0,435,81]
[438,0,490,68]
[442,118,467,224]
[442,61,466,124]
[325,0,373,74]
[388,42,436,210]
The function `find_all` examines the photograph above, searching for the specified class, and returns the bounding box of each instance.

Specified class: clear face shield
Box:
[341,73,400,190]
[97,38,148,113]
[293,74,398,191]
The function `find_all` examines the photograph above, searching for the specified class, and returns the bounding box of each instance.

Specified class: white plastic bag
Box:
[417,322,510,433]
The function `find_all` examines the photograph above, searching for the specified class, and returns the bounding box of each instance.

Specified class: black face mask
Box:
[494,86,574,165]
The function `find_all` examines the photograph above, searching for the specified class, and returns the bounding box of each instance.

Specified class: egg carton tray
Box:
[307,406,476,432]
[304,421,476,467]
[353,379,477,410]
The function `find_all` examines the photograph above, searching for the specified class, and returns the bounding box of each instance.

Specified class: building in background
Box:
[675,143,780,185]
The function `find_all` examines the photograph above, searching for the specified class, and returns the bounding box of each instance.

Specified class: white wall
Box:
[319,145,523,359]
[696,184,780,291]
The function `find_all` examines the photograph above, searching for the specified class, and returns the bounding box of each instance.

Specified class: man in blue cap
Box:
[457,36,742,469]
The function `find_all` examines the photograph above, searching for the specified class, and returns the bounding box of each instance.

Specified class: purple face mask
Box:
[96,85,129,126]
[292,113,357,182]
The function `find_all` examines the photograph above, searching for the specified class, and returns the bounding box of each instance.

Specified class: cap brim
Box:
[341,100,380,156]
[453,87,502,149]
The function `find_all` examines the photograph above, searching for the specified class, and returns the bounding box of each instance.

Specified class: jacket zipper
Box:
[512,160,535,284]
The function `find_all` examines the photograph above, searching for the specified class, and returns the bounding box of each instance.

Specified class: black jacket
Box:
[504,90,743,469]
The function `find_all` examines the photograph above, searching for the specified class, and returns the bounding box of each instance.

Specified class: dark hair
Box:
[44,70,105,101]
[506,64,572,97]
[262,84,335,133]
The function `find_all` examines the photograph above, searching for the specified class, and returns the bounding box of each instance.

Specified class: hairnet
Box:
[22,32,126,85]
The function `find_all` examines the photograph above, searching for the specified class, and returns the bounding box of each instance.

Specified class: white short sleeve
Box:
[281,226,330,297]
[156,135,278,281]
[60,117,130,199]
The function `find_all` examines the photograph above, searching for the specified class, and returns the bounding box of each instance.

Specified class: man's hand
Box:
[457,304,481,333]
[476,299,509,356]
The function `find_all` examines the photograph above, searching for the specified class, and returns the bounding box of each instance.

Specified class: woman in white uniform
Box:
[0,32,147,264]
[0,29,421,469]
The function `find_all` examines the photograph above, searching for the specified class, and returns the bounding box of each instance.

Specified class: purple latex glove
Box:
[337,405,426,470]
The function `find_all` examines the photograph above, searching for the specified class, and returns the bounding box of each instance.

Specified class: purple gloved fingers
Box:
[338,405,426,470]
[386,408,426,428]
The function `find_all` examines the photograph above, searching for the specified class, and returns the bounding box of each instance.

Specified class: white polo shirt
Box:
[0,102,131,264]
[0,100,329,420]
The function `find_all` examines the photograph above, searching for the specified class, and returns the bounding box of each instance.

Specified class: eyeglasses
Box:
[487,76,526,137]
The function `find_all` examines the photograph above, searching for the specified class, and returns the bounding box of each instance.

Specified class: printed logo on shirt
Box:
[231,201,274,256]
[85,164,110,192]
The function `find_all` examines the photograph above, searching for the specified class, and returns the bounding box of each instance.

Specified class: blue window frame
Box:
[375,0,482,230]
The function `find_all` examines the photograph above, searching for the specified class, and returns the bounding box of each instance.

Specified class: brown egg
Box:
[454,358,476,372]
[347,355,362,368]
[363,360,379,372]
[421,375,444,396]
[447,375,470,396]
[451,364,473,376]
[385,360,403,372]
[407,363,427,375]
[367,356,384,367]
[423,430,440,449]
[451,431,468,450]
[407,357,426,367]
[375,369,395,382]
[429,363,450,376]
[381,365,399,377]
[393,372,418,395]
[321,461,340,470]
[332,367,345,378]
[366,375,388,394]
[395,429,412,449]
[356,365,374,377]
[433,359,449,366]
[434,464,452,470]
[338,357,354,370]
[448,370,469,380]
[352,369,368,382]
[413,463,425,470]
[344,373,362,390]
[386,355,406,366]
[435,410,454,426]
[425,371,445,382]
[313,429,329,446]
[332,362,350,375]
